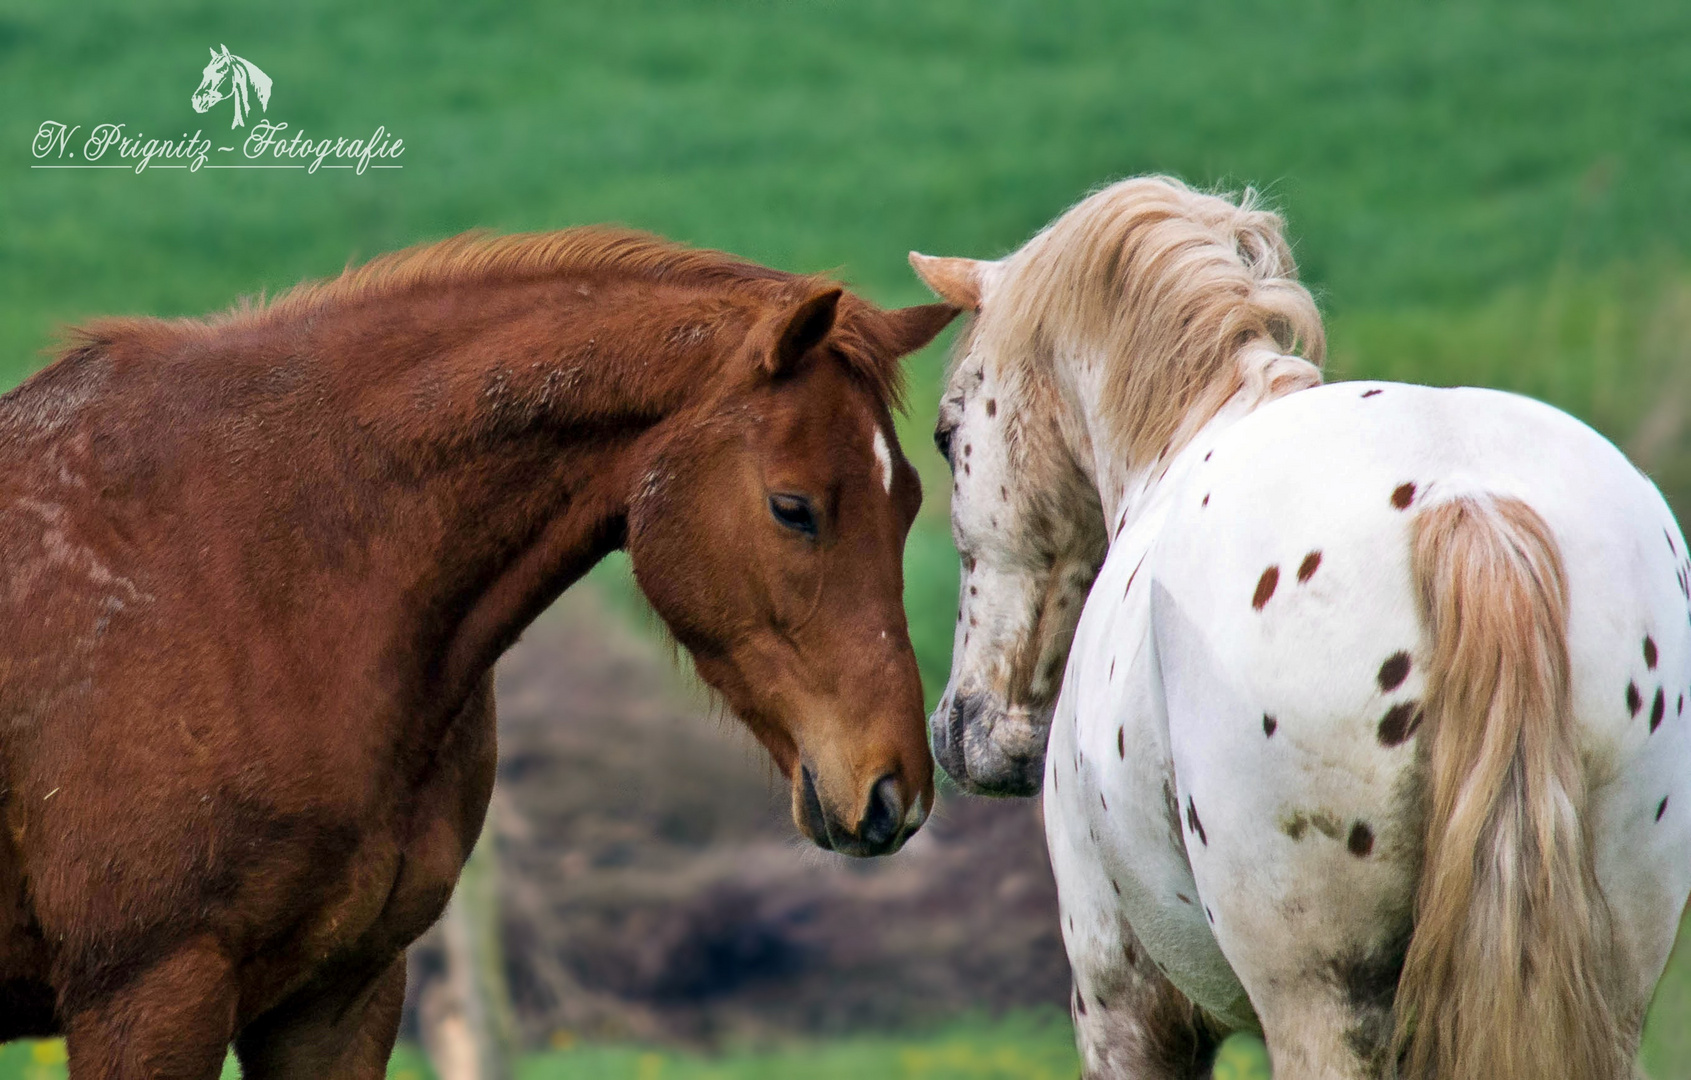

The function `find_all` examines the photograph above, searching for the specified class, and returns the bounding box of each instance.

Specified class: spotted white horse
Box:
[912,176,1691,1080]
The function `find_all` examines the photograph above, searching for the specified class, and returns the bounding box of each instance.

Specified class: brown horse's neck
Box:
[343,278,742,697]
[322,275,754,707]
[60,270,758,722]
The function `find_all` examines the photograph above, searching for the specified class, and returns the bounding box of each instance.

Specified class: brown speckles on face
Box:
[1627,681,1643,718]
[1203,450,1213,462]
[985,399,997,418]
[1185,797,1207,846]
[1377,701,1423,747]
[1347,822,1374,858]
[1651,687,1666,732]
[1377,652,1412,692]
[1263,713,1277,737]
[1361,388,1383,399]
[1176,892,1192,905]
[1117,726,1125,758]
[1659,796,1670,822]
[1252,566,1279,610]
[1201,493,1210,508]
[1297,551,1322,583]
[1644,636,1658,669]
[1391,483,1417,510]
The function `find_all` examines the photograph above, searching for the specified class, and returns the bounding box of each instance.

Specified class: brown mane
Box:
[66,227,908,407]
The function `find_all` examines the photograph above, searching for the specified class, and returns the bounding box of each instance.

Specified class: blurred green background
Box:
[2,0,1689,1076]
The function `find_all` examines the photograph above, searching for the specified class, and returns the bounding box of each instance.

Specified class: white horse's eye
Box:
[934,422,956,466]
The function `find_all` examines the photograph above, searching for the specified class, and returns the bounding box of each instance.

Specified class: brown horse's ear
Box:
[909,252,988,311]
[759,285,843,378]
[881,302,961,358]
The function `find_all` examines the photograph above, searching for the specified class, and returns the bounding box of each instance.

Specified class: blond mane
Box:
[983,176,1325,467]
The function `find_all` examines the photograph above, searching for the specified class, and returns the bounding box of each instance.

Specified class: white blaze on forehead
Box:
[872,426,893,495]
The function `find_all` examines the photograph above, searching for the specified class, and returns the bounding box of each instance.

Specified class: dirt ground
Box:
[404,586,1070,1048]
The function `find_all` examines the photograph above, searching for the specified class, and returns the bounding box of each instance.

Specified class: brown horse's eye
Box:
[768,494,818,537]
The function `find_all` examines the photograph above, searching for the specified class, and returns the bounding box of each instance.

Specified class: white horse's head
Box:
[192,45,272,129]
[911,176,1323,796]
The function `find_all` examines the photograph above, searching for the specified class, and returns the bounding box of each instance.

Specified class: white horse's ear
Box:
[210,46,219,59]
[220,44,231,56]
[909,253,989,312]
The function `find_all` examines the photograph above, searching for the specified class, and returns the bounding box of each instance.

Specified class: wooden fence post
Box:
[419,803,518,1080]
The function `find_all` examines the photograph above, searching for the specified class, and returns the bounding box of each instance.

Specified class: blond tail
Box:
[1395,494,1625,1080]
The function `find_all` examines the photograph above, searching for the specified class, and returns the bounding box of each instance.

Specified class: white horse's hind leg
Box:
[1048,727,1226,1079]
[1249,981,1395,1080]
[1150,582,1422,1080]
[1060,893,1224,1079]
[1169,803,1413,1080]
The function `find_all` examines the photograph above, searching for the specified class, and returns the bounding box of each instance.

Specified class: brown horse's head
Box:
[628,285,956,856]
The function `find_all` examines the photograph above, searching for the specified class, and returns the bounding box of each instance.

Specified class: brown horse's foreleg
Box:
[63,936,237,1080]
[233,954,406,1080]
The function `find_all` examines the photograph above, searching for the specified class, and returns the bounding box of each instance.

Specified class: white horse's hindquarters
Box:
[1148,382,1691,1037]
[1045,570,1257,1032]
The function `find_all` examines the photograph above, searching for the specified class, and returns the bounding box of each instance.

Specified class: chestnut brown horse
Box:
[0,229,955,1078]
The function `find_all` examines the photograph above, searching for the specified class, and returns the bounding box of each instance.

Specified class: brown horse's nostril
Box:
[857,774,904,852]
[799,768,911,857]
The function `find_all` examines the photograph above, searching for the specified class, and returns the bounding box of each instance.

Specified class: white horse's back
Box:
[1159,380,1687,768]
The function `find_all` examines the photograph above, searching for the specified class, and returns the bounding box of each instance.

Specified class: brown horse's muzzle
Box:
[793,764,927,857]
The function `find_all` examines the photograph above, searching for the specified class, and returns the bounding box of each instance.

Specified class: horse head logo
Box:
[191,45,272,129]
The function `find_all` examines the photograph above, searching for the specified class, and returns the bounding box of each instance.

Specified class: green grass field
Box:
[0,958,1688,1080]
[0,1013,1138,1080]
[3,0,1690,1075]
